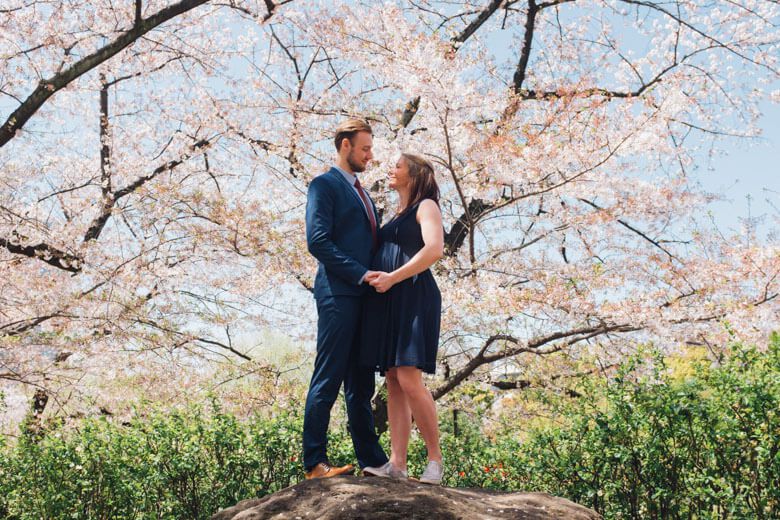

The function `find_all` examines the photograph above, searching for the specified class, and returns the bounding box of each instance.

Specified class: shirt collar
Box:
[333,165,357,186]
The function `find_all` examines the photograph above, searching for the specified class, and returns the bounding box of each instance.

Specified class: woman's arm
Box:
[369,199,444,293]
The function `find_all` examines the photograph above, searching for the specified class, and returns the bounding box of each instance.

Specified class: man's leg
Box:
[302,296,359,470]
[344,309,389,470]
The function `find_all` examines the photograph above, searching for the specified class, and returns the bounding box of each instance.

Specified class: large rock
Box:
[210,475,601,520]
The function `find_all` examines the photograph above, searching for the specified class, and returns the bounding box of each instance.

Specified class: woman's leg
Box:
[395,366,442,462]
[385,368,412,470]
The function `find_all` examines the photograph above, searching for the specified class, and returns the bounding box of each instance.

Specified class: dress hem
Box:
[374,363,436,376]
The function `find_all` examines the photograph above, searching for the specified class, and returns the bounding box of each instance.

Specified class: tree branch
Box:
[399,0,513,129]
[490,362,617,397]
[86,74,114,243]
[0,238,81,273]
[432,324,638,399]
[577,197,678,261]
[618,0,778,75]
[512,0,539,96]
[135,317,253,361]
[0,0,211,148]
[452,0,507,47]
[0,312,71,336]
[444,198,494,257]
[83,136,213,242]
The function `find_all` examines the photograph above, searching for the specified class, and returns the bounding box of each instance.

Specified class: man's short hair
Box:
[334,119,373,151]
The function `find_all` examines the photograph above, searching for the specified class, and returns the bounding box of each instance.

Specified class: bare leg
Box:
[395,366,442,462]
[385,368,412,471]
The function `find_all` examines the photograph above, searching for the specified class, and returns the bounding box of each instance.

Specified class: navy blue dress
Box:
[360,200,441,375]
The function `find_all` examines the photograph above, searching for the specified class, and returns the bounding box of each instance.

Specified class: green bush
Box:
[1,335,778,519]
[0,401,351,519]
[516,334,780,519]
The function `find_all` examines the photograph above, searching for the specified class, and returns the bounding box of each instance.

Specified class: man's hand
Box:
[368,271,397,293]
[363,271,381,284]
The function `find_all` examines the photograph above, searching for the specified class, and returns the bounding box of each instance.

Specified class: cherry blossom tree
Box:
[1,0,778,424]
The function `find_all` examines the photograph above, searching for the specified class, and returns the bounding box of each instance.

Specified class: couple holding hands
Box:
[302,118,444,485]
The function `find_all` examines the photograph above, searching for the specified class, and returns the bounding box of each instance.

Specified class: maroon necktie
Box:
[354,177,378,250]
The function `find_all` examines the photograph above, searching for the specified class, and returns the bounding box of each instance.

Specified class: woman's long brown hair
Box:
[400,153,440,213]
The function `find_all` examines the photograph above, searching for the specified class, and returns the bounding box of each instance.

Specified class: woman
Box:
[361,153,444,485]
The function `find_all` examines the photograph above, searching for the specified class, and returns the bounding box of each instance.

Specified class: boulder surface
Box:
[210,475,601,519]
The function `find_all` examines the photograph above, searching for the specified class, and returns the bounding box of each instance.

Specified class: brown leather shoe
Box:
[304,462,355,480]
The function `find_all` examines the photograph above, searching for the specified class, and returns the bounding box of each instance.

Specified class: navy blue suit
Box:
[303,167,388,470]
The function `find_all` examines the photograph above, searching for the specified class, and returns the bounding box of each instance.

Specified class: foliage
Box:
[0,401,327,520]
[2,337,779,519]
[514,335,780,519]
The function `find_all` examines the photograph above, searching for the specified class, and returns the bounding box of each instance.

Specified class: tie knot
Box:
[353,178,361,189]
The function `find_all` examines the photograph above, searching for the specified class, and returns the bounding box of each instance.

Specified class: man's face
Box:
[345,131,373,173]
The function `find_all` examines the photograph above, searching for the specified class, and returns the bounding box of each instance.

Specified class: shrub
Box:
[517,334,780,519]
[2,335,778,519]
[0,401,351,519]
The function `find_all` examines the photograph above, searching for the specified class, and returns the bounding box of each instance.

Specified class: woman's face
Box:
[388,156,411,191]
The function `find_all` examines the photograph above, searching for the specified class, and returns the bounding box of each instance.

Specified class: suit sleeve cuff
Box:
[358,270,369,285]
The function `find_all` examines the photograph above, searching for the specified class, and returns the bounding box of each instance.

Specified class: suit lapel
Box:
[328,168,378,225]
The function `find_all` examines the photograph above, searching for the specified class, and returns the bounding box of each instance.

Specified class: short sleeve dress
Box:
[360,200,441,375]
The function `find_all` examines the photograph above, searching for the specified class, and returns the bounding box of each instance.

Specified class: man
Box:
[302,118,389,479]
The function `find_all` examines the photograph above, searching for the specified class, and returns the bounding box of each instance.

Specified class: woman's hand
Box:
[368,271,397,293]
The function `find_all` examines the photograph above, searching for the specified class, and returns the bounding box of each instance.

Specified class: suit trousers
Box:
[302,295,388,470]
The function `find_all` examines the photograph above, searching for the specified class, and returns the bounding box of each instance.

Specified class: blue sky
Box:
[703,98,779,235]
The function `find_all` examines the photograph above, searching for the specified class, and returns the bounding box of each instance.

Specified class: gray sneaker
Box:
[362,461,408,479]
[418,460,443,485]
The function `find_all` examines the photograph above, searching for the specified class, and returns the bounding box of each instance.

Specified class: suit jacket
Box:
[306,167,380,299]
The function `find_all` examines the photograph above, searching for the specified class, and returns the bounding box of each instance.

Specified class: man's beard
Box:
[347,151,366,173]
